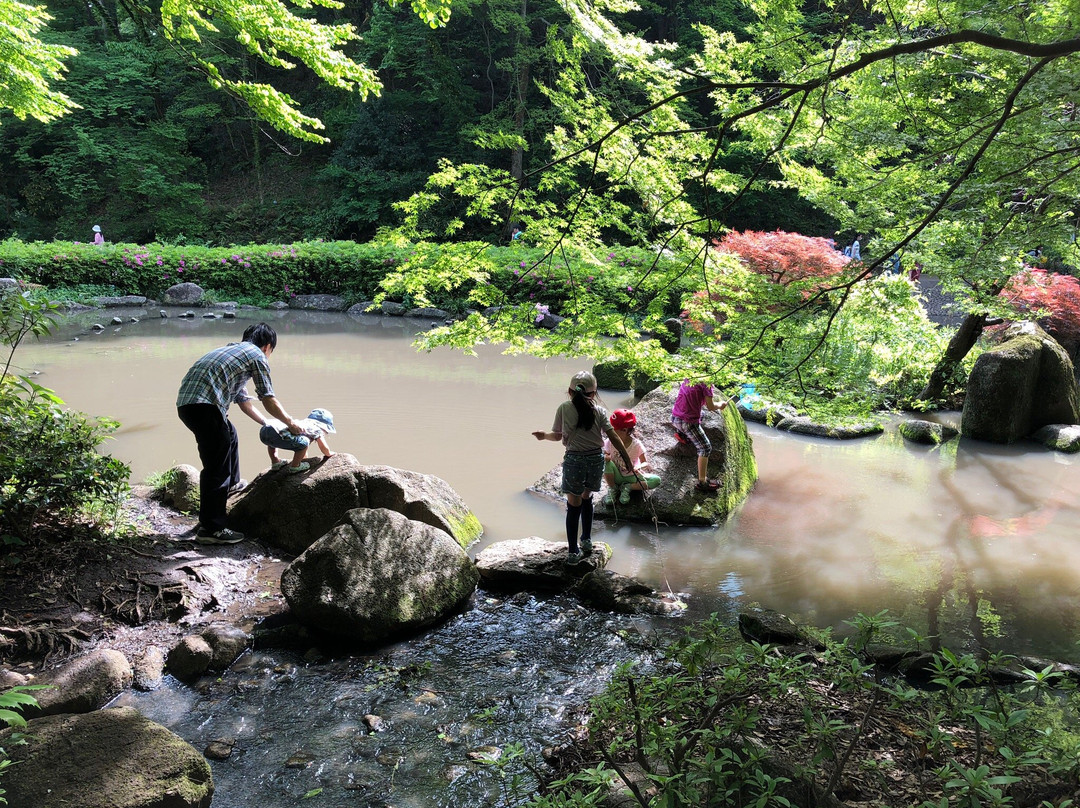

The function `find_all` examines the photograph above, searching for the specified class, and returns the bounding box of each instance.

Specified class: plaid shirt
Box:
[176,341,275,416]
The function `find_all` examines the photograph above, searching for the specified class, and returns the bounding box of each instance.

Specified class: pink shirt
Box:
[672,381,713,424]
[94,232,104,245]
[603,436,647,476]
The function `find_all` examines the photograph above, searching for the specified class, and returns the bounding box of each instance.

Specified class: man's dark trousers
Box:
[177,403,240,532]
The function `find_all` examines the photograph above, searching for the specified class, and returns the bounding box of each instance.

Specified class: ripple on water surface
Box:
[116,592,679,808]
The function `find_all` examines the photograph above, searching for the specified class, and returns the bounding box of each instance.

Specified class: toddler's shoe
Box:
[285,462,310,474]
[619,486,632,505]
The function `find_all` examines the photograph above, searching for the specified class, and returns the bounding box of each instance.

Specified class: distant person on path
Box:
[886,252,902,276]
[909,262,923,283]
[261,408,337,473]
[672,379,727,493]
[533,371,634,565]
[603,409,660,506]
[92,225,104,245]
[176,322,305,545]
[849,235,862,261]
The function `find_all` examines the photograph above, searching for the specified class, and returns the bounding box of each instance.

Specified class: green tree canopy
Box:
[0,0,455,142]
[387,0,1080,405]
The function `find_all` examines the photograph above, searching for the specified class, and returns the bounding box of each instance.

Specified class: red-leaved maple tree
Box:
[683,230,853,329]
[1000,268,1080,347]
[713,230,850,286]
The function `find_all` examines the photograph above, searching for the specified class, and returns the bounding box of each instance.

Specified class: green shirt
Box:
[553,400,609,454]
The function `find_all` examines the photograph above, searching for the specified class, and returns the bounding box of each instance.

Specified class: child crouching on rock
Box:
[603,409,661,505]
[261,408,337,473]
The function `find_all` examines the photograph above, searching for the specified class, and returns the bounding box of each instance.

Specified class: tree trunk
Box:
[918,312,988,401]
[510,0,529,185]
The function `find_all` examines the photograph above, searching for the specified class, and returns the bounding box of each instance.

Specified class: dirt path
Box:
[0,487,288,675]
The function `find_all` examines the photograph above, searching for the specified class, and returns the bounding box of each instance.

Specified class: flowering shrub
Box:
[1,238,695,320]
[713,230,849,286]
[684,230,851,330]
[1000,268,1080,347]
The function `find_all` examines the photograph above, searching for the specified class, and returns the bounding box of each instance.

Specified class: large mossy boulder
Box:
[592,359,634,390]
[962,321,1080,443]
[281,508,479,643]
[0,706,213,808]
[228,454,483,554]
[530,385,757,526]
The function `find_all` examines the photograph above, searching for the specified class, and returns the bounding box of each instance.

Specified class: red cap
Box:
[610,409,637,430]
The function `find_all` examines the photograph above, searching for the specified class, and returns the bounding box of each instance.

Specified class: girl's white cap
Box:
[570,370,597,393]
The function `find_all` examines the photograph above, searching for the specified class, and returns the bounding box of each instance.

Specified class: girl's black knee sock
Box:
[565,503,582,552]
[579,497,594,541]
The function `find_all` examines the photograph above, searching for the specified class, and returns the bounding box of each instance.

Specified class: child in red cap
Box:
[603,409,661,505]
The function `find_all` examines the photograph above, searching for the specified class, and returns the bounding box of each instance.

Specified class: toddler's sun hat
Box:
[307,408,336,433]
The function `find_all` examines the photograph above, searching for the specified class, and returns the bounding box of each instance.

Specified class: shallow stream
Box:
[13,306,1080,805]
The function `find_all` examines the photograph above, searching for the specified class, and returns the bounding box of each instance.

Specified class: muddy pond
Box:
[11,306,1080,806]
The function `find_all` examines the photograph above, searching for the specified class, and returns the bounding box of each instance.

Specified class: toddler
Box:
[261,408,336,473]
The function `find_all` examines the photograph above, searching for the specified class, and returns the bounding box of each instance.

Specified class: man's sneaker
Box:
[196,527,245,545]
[695,478,721,493]
[566,551,583,565]
[580,539,594,556]
[229,478,248,494]
[619,486,632,505]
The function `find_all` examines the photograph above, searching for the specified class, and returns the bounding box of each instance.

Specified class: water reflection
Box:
[14,308,1080,657]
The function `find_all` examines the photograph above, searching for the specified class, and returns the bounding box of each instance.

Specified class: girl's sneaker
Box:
[619,486,632,505]
[271,460,289,470]
[695,478,721,493]
[285,462,310,474]
[602,487,619,506]
[566,551,583,565]
[580,539,594,556]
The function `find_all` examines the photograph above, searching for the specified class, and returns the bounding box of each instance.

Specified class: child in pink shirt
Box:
[603,409,661,505]
[671,380,727,493]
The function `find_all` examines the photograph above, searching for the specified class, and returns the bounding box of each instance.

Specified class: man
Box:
[176,322,304,544]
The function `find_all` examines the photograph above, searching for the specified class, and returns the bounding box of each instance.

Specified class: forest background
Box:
[3,0,1080,424]
[0,0,821,244]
